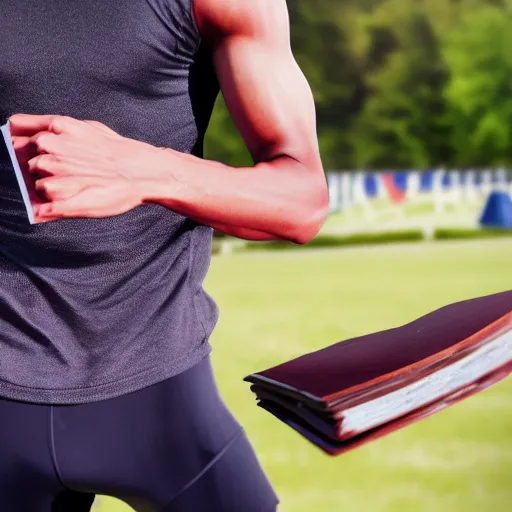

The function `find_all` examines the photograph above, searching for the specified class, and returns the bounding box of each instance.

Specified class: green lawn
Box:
[96,239,512,512]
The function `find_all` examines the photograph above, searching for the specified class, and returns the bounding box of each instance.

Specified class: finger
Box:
[24,178,56,220]
[29,131,61,155]
[35,176,96,201]
[12,140,45,202]
[11,135,31,150]
[31,193,62,223]
[34,194,95,219]
[83,120,120,137]
[27,154,66,177]
[32,215,61,224]
[9,114,77,136]
[9,114,58,136]
[27,155,105,179]
[11,135,38,164]
[34,186,137,219]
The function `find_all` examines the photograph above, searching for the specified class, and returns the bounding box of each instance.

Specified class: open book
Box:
[245,290,512,455]
[1,121,35,223]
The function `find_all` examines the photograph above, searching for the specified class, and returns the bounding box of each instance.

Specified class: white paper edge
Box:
[1,121,35,224]
[342,327,512,434]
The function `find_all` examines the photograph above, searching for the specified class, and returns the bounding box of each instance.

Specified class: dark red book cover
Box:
[245,291,512,455]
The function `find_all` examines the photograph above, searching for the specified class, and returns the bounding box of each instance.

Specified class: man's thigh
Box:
[163,427,278,512]
[0,397,94,512]
[55,357,278,511]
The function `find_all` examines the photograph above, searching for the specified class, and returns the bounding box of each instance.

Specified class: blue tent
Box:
[480,191,512,229]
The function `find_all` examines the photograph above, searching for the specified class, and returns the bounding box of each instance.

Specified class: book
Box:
[0,121,35,224]
[245,290,512,455]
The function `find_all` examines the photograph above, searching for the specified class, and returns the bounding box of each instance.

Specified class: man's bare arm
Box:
[143,0,328,244]
[10,0,328,242]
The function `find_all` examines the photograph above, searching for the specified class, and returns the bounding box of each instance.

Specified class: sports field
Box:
[96,238,512,512]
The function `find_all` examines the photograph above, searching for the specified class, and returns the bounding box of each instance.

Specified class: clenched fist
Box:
[9,114,168,222]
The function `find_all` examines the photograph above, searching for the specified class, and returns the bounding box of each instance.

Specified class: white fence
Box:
[327,168,511,213]
[322,168,512,235]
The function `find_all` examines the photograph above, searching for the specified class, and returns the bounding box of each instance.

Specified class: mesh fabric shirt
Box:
[0,0,221,404]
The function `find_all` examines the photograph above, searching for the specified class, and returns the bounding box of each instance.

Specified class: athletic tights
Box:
[0,356,279,511]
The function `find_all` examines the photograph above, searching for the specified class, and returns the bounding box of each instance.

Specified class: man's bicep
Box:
[196,0,320,167]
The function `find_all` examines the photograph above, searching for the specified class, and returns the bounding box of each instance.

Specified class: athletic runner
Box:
[0,0,328,510]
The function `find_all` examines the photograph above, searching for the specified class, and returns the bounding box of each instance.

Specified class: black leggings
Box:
[0,356,278,511]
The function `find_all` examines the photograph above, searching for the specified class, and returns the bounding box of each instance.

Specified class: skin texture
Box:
[9,0,328,244]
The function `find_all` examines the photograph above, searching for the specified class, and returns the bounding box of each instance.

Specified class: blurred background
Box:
[97,0,512,510]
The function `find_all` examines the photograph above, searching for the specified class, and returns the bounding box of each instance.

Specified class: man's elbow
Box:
[287,175,330,245]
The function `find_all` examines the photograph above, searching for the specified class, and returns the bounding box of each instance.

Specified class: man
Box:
[0,0,327,510]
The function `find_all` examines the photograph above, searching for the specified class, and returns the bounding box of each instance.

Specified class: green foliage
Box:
[204,0,512,169]
[434,227,512,239]
[354,3,454,168]
[203,95,252,167]
[442,2,512,166]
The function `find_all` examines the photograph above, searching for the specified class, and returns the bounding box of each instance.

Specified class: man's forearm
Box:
[141,148,328,244]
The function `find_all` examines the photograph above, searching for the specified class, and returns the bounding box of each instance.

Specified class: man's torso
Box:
[0,0,220,404]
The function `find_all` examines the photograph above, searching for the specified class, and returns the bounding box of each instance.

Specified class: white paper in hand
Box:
[1,121,35,224]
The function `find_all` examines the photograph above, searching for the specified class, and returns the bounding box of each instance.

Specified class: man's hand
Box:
[8,113,165,222]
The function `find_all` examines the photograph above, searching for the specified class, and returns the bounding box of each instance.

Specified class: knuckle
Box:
[50,153,62,164]
[35,177,48,190]
[32,154,58,172]
[37,178,60,199]
[31,154,62,173]
[28,154,42,170]
[36,154,50,170]
[33,133,49,151]
[49,116,69,133]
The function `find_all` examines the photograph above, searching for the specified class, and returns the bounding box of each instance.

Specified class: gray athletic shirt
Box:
[0,0,221,404]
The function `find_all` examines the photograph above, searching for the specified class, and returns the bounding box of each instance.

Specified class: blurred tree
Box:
[352,1,453,169]
[442,1,512,166]
[287,0,368,169]
[203,0,512,170]
[203,95,252,168]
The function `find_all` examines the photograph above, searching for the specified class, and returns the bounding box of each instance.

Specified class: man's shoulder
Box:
[193,0,288,40]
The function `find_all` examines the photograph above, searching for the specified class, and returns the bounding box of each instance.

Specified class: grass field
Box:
[96,238,512,512]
